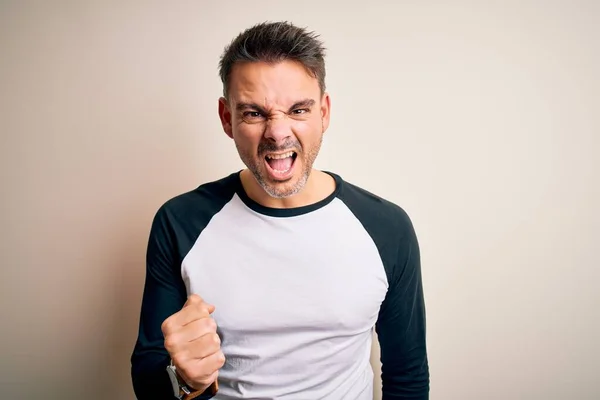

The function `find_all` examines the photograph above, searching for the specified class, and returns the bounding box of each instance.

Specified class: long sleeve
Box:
[375,215,430,399]
[131,205,189,398]
[130,178,236,399]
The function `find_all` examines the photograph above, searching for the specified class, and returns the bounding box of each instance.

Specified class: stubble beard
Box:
[236,134,323,199]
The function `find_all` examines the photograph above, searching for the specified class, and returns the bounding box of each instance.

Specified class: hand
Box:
[161,294,225,392]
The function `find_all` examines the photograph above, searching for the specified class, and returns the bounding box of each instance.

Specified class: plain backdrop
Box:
[1,1,598,399]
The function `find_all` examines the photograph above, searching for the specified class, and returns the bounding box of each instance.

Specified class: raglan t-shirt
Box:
[131,171,429,400]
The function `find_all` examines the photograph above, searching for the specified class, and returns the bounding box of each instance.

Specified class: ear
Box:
[218,97,233,139]
[320,92,331,133]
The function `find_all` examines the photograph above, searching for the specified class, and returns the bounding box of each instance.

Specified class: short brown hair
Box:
[218,21,327,99]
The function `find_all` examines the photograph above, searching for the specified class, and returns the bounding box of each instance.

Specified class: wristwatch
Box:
[166,360,216,400]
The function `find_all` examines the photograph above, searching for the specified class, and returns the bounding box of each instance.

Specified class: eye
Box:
[242,111,266,123]
[292,108,309,115]
[243,111,262,118]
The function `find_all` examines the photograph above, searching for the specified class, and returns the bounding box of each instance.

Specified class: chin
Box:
[257,169,310,199]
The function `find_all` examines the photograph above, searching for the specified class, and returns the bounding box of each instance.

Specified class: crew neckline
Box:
[233,170,343,218]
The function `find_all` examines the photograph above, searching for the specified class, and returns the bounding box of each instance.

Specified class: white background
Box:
[1,1,598,399]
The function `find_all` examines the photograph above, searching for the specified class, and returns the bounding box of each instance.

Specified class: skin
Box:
[218,59,335,208]
[162,59,335,392]
[162,295,224,392]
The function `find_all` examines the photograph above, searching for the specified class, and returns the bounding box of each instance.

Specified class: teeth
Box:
[266,151,294,160]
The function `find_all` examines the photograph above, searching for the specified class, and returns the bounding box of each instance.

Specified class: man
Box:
[131,21,429,400]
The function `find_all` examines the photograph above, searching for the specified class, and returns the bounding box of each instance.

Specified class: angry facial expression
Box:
[219,60,330,198]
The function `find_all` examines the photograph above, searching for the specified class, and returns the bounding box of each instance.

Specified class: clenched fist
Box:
[161,294,225,392]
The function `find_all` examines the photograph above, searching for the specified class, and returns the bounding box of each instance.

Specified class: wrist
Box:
[166,361,206,400]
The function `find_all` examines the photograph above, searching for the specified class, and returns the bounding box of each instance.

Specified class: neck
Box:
[239,169,335,209]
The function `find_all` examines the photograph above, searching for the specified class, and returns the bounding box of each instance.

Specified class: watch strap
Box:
[167,361,218,399]
[180,379,218,400]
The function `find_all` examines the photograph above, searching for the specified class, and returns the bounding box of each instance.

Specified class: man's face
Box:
[218,60,330,198]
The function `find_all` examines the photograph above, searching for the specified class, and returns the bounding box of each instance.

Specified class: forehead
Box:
[228,60,320,107]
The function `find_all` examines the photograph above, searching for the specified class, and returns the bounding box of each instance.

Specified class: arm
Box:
[375,215,430,399]
[131,206,187,398]
[130,206,216,399]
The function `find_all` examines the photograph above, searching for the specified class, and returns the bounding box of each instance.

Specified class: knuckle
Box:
[196,317,212,333]
[188,294,202,304]
[206,318,217,331]
[163,335,178,351]
[160,318,172,334]
[193,304,207,316]
[216,350,226,366]
[199,303,213,316]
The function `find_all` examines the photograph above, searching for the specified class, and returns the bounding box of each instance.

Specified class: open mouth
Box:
[264,151,297,177]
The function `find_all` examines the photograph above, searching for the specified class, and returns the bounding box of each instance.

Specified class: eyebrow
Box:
[236,102,267,114]
[236,99,316,114]
[288,99,315,112]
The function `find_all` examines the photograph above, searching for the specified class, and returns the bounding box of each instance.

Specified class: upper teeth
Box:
[266,151,294,160]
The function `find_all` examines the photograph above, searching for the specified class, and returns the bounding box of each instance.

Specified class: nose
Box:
[263,115,292,144]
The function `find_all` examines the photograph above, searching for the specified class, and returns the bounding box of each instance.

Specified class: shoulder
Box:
[334,173,415,239]
[332,172,421,283]
[154,172,240,226]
